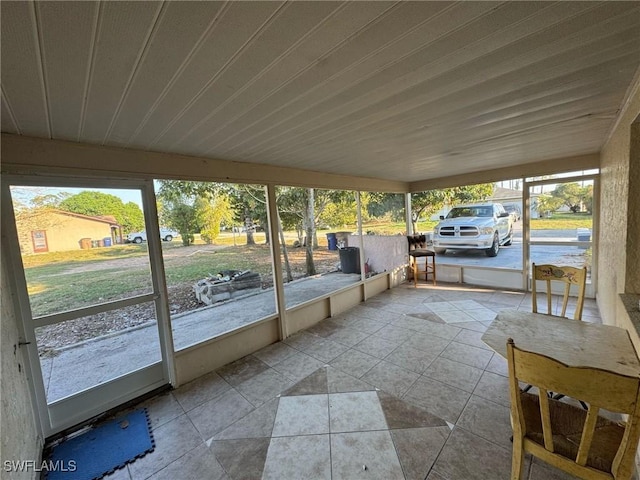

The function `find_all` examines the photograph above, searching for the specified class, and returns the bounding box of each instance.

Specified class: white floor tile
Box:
[465,308,498,321]
[329,391,387,433]
[263,435,331,479]
[450,300,485,310]
[424,302,458,313]
[331,431,404,479]
[434,310,476,324]
[272,394,329,436]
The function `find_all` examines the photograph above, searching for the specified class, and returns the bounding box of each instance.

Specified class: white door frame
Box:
[523,173,599,298]
[1,175,176,437]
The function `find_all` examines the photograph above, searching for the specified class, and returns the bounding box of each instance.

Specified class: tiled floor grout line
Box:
[118,285,601,480]
[393,298,509,478]
[144,439,201,480]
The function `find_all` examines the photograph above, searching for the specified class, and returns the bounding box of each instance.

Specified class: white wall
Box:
[598,80,640,334]
[350,234,408,275]
[1,254,42,479]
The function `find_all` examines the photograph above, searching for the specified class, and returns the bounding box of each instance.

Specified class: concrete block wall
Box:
[350,234,408,275]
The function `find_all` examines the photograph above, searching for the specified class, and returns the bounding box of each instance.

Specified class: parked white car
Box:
[432,203,513,257]
[126,228,179,244]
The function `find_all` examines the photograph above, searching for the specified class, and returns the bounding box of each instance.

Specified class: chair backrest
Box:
[407,234,427,251]
[507,339,640,479]
[531,263,587,320]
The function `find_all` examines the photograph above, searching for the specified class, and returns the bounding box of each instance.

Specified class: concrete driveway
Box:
[436,226,590,270]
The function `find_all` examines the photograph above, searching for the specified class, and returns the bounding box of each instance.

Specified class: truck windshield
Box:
[446,207,492,218]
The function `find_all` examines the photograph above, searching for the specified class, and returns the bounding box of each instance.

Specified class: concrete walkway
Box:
[41,272,361,403]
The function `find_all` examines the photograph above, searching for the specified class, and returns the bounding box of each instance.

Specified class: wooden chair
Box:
[527,263,589,403]
[407,234,436,286]
[507,338,640,480]
[532,263,587,320]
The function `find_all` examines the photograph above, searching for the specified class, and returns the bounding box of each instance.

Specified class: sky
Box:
[10,186,144,208]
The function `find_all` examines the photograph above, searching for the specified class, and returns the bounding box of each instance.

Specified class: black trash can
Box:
[339,246,360,274]
[326,233,338,250]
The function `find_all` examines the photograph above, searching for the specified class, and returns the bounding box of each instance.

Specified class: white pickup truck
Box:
[432,203,513,257]
[126,228,179,244]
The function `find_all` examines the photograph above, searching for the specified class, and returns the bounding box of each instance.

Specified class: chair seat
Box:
[409,249,435,258]
[520,392,624,472]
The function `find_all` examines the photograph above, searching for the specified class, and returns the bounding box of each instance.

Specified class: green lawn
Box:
[21,244,147,268]
[529,213,592,229]
[26,267,154,315]
[22,241,339,317]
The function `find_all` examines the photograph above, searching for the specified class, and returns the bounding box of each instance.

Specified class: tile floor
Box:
[105,282,603,480]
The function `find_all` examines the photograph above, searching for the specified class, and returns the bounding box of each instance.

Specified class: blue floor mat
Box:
[47,408,155,480]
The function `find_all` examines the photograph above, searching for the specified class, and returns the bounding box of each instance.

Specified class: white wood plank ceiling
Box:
[2,1,639,183]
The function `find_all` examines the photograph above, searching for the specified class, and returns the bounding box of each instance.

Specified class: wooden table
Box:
[482,310,640,377]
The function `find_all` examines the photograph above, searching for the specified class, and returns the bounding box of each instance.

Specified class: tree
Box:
[156,181,216,246]
[198,194,234,244]
[276,210,293,282]
[410,184,494,232]
[276,187,308,244]
[155,180,361,278]
[278,188,355,243]
[58,191,144,233]
[275,187,318,272]
[121,202,145,233]
[366,193,404,222]
[551,182,592,213]
[535,194,563,217]
[305,189,316,275]
[319,195,359,228]
[156,180,266,245]
[275,187,357,275]
[582,184,594,213]
[166,201,199,246]
[312,190,357,245]
[59,191,122,217]
[30,192,71,208]
[231,185,268,245]
[158,192,206,246]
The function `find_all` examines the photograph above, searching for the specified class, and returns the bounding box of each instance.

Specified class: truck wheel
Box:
[503,229,513,246]
[164,235,173,242]
[134,237,143,244]
[434,248,447,254]
[485,233,499,257]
